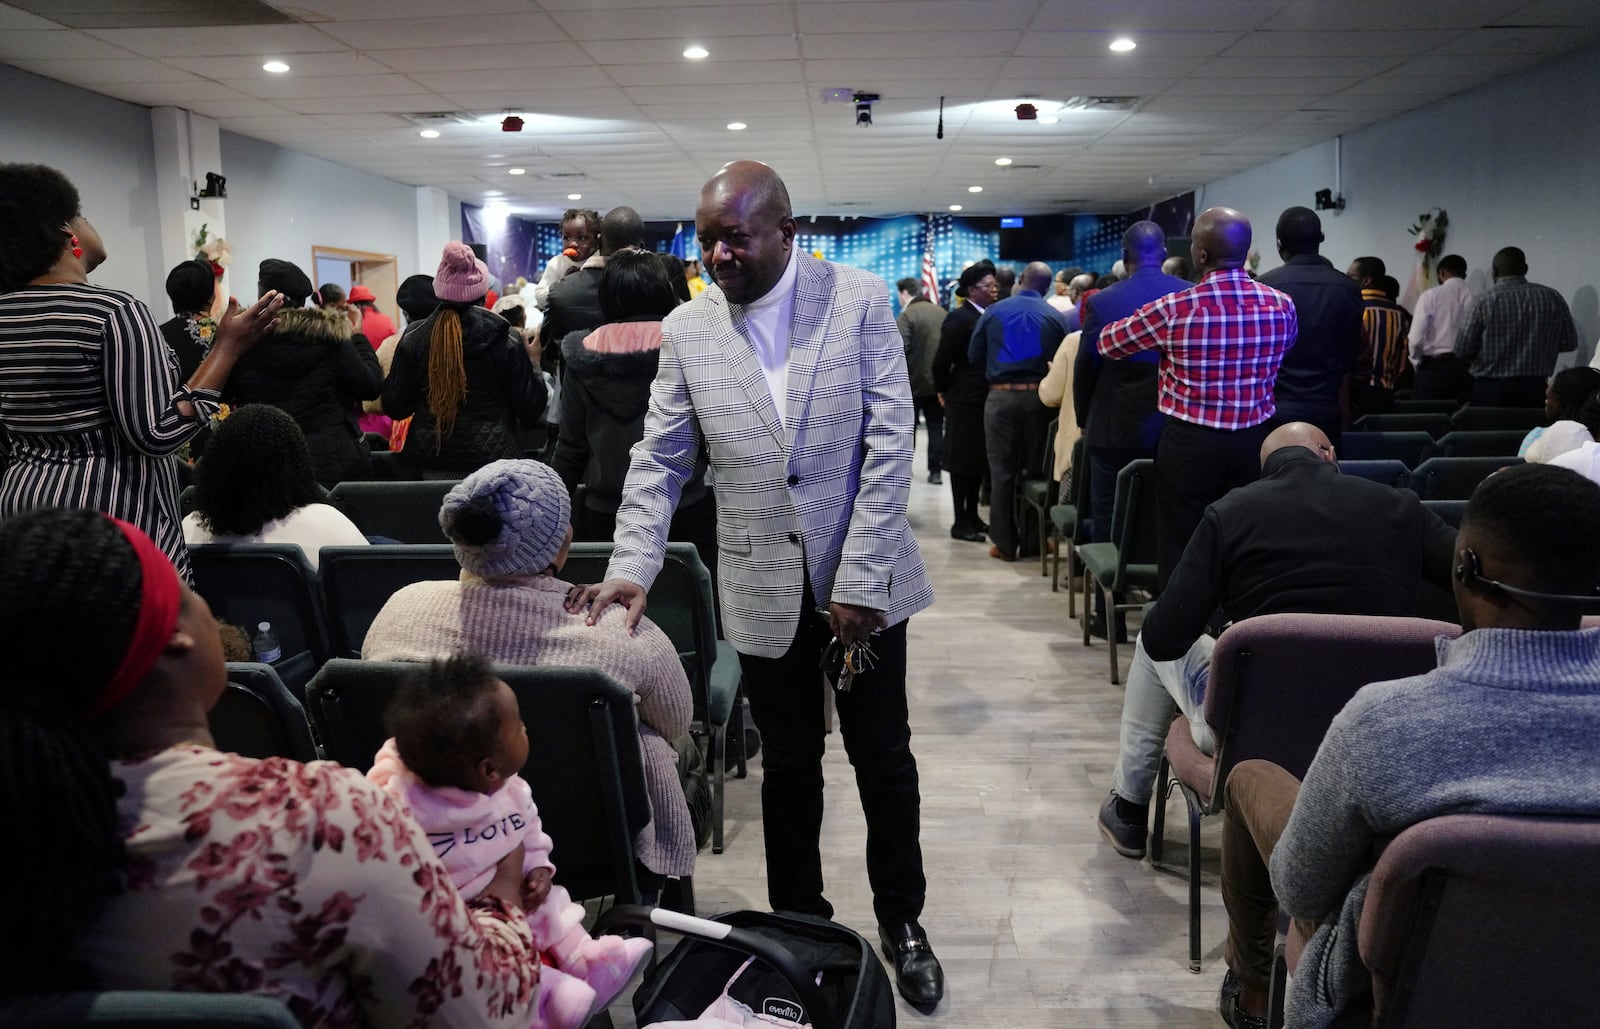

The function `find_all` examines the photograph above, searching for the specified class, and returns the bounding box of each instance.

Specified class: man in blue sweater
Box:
[1217,463,1600,1029]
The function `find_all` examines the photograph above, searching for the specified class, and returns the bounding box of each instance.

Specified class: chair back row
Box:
[1338,429,1527,465]
[1353,406,1546,437]
[1336,456,1522,499]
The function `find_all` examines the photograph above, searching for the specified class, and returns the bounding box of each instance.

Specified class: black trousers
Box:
[738,607,925,927]
[913,394,945,474]
[983,388,1051,558]
[1412,355,1471,403]
[1154,419,1271,589]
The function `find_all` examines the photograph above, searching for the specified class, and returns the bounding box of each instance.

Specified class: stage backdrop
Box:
[462,193,1194,311]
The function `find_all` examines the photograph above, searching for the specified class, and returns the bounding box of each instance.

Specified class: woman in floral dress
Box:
[0,507,541,1027]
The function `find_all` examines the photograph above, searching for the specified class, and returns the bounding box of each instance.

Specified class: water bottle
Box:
[252,621,282,664]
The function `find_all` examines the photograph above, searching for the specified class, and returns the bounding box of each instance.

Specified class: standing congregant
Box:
[568,161,944,1012]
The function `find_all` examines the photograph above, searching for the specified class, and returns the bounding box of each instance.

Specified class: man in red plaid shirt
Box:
[1097,207,1298,587]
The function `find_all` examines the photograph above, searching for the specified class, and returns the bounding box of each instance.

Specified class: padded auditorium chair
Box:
[1408,456,1522,500]
[1077,458,1160,684]
[1150,613,1460,972]
[187,543,332,699]
[318,544,461,656]
[1336,431,1433,466]
[209,661,320,762]
[1337,460,1411,489]
[326,479,459,542]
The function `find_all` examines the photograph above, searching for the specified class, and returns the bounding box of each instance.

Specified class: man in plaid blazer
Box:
[568,161,944,1011]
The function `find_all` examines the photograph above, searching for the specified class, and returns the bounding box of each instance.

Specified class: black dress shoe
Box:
[973,517,989,533]
[879,922,944,1012]
[927,470,943,484]
[949,524,986,542]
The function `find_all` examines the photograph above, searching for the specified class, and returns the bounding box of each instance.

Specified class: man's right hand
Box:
[564,577,648,632]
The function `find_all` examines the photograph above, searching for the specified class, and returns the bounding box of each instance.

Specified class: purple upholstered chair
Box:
[1148,613,1461,971]
[1267,813,1600,1028]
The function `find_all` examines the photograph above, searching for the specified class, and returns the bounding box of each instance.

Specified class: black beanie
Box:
[165,259,214,314]
[258,258,313,307]
[396,273,440,321]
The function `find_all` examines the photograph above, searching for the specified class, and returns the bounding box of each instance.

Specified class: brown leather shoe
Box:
[988,545,1015,562]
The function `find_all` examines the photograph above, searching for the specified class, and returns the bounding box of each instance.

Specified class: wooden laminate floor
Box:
[608,430,1228,1027]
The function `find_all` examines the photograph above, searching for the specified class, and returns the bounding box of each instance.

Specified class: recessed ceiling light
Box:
[1109,37,1137,52]
[949,204,963,211]
[1038,115,1059,124]
[994,157,1013,166]
[727,121,747,131]
[262,60,290,73]
[567,193,583,200]
[683,45,709,60]
[968,185,983,193]
[418,128,440,139]
[508,167,525,175]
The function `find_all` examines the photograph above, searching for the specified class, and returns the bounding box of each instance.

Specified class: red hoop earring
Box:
[70,234,83,260]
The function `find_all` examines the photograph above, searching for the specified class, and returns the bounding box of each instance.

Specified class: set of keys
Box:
[821,629,882,693]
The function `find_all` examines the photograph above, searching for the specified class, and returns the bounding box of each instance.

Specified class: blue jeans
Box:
[1110,632,1216,805]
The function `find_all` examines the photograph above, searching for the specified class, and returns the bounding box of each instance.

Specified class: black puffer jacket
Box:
[224,306,381,485]
[383,303,546,475]
[553,319,708,514]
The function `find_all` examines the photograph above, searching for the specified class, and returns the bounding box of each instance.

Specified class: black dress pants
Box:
[1154,419,1271,589]
[1471,375,1547,408]
[738,605,925,927]
[913,394,945,475]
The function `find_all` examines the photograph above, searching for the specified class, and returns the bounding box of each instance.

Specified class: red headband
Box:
[82,518,183,720]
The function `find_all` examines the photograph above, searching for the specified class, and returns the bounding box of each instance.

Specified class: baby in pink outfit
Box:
[369,654,653,1028]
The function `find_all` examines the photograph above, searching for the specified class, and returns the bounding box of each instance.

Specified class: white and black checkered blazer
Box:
[608,252,935,658]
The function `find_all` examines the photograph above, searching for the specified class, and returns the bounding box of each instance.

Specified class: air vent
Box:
[403,112,480,127]
[1061,96,1141,111]
[8,0,294,27]
[538,172,589,182]
[1001,164,1047,171]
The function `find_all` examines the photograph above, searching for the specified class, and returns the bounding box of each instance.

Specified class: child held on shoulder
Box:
[369,654,652,1028]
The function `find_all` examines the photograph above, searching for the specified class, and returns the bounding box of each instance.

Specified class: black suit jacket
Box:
[1258,254,1363,412]
[931,301,988,410]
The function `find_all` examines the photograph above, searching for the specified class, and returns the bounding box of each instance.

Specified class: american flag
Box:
[920,215,942,306]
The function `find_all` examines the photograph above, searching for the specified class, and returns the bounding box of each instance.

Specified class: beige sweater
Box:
[362,573,696,877]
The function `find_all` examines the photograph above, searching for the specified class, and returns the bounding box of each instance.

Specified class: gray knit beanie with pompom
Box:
[438,459,571,578]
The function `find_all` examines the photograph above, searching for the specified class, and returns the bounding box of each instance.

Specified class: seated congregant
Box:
[1216,464,1600,1028]
[181,403,367,569]
[0,507,540,1022]
[1096,422,1456,860]
[362,459,695,888]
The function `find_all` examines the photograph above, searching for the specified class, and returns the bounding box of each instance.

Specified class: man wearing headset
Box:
[1216,463,1600,1029]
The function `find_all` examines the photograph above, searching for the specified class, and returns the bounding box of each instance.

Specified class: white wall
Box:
[219,131,423,297]
[1199,41,1600,364]
[0,64,164,301]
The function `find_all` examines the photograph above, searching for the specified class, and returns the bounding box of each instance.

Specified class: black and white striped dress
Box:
[0,283,219,580]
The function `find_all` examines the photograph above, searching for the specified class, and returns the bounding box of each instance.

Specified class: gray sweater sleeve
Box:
[1268,703,1381,921]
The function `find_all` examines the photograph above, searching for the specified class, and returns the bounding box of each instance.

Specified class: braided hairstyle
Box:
[426,305,469,448]
[0,509,142,993]
[192,404,324,536]
[0,163,81,293]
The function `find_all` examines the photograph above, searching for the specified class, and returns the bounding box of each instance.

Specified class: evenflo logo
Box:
[762,997,806,1023]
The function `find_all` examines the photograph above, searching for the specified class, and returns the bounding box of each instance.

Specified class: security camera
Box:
[852,91,879,128]
[1314,188,1345,211]
[197,171,226,198]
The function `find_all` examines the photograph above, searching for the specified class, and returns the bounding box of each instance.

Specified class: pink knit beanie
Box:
[434,241,489,303]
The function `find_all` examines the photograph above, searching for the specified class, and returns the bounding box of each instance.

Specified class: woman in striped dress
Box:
[0,164,282,580]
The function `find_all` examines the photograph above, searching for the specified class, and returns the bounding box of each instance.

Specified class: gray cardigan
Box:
[1272,626,1600,1027]
[362,573,697,878]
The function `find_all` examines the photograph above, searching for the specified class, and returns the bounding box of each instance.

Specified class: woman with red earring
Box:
[0,163,285,581]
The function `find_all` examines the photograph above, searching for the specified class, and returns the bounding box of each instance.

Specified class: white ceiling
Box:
[4,0,1599,218]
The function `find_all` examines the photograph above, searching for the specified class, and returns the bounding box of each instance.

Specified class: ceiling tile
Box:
[313,15,563,49]
[797,1,1034,33]
[85,23,347,56]
[166,51,395,78]
[801,30,1021,60]
[1027,1,1286,32]
[1433,24,1600,53]
[1189,56,1402,77]
[607,59,804,87]
[370,43,592,72]
[5,57,202,84]
[1220,29,1466,58]
[0,2,63,29]
[410,65,614,93]
[549,4,795,41]
[1262,0,1529,30]
[1013,29,1243,58]
[0,29,137,59]
[582,34,800,64]
[281,0,536,16]
[224,72,430,99]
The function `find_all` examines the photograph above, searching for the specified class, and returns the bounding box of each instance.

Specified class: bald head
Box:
[1260,422,1334,467]
[704,160,792,222]
[1122,220,1167,272]
[696,161,797,304]
[1191,207,1252,276]
[1020,261,1054,293]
